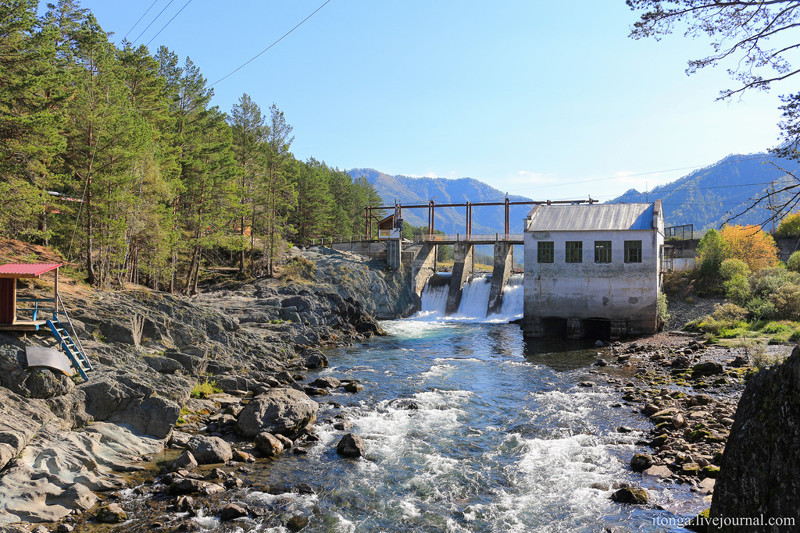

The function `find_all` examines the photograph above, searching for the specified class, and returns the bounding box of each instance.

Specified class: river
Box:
[115,274,704,532]
[209,275,702,532]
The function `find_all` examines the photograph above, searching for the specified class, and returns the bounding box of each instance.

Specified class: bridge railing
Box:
[310,236,376,246]
[415,233,524,243]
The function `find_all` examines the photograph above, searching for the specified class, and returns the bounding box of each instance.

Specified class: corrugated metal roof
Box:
[0,263,63,278]
[526,203,655,232]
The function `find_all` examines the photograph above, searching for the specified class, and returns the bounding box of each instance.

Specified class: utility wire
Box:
[145,0,193,47]
[210,0,333,87]
[123,0,160,41]
[131,0,176,45]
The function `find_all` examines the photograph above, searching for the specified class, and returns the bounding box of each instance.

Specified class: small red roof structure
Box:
[0,263,63,278]
[0,262,63,329]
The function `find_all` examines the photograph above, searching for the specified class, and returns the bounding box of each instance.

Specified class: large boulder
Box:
[336,433,366,458]
[254,432,284,457]
[187,436,233,465]
[236,387,318,438]
[710,345,800,531]
[24,369,75,399]
[298,348,328,369]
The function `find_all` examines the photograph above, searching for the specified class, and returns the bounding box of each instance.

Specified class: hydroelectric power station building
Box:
[522,201,664,339]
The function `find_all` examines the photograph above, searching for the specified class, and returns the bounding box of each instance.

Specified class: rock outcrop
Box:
[710,345,800,531]
[0,246,402,527]
[236,388,318,438]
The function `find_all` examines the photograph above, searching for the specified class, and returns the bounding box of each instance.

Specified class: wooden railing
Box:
[16,297,55,322]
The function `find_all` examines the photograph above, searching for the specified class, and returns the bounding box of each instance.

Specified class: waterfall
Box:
[414,272,523,323]
[492,273,524,322]
[417,273,450,318]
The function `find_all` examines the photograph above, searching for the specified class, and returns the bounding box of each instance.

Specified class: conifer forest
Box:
[0,0,382,292]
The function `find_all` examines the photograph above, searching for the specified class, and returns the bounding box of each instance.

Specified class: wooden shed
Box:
[0,263,62,331]
[377,214,402,239]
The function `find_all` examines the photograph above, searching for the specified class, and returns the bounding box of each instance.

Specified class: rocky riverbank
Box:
[586,328,793,512]
[0,247,414,529]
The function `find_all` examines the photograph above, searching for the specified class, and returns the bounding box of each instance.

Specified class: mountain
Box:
[353,152,800,237]
[348,168,537,235]
[609,153,800,231]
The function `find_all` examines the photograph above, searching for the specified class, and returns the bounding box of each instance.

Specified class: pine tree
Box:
[172,58,237,294]
[117,43,180,288]
[290,158,333,244]
[0,0,66,241]
[229,94,268,275]
[58,13,146,285]
[262,104,296,276]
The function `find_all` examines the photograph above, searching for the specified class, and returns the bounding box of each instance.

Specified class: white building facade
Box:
[523,201,664,339]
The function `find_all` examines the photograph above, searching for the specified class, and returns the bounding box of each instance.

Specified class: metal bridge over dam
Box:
[325,197,595,317]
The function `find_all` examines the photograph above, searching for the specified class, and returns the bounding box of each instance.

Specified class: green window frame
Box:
[624,240,642,263]
[537,241,554,263]
[594,241,612,263]
[565,241,582,263]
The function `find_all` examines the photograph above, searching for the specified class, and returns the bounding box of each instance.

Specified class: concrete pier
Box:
[411,243,437,297]
[445,242,474,315]
[386,239,401,270]
[487,242,513,315]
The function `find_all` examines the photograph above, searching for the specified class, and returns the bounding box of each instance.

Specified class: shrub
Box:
[190,379,221,399]
[776,211,800,238]
[747,297,777,320]
[712,302,748,322]
[750,264,797,298]
[657,292,670,330]
[688,303,748,336]
[282,256,316,282]
[771,283,800,321]
[719,225,778,273]
[696,229,726,277]
[788,251,800,272]
[719,258,750,280]
[723,273,751,305]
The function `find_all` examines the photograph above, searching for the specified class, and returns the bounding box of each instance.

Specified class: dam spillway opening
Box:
[414,273,523,322]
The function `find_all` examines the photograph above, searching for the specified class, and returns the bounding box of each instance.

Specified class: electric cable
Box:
[145,0,193,47]
[210,0,333,87]
[123,0,160,41]
[131,0,176,45]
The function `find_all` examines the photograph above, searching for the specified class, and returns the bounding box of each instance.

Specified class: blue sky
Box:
[50,0,786,202]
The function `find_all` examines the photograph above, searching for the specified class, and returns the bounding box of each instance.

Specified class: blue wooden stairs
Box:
[46,297,93,381]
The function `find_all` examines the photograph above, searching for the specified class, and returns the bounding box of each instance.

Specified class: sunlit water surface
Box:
[237,318,702,532]
[119,276,703,532]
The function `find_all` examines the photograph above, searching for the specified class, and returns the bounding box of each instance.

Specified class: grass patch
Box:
[190,379,221,399]
[686,304,800,345]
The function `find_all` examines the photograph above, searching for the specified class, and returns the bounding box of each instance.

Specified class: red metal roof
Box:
[0,263,63,278]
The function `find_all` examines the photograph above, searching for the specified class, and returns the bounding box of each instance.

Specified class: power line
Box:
[131,0,176,45]
[210,0,333,87]
[123,0,160,41]
[145,0,193,47]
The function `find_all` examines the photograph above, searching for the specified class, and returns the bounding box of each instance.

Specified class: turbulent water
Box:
[227,276,703,531]
[414,273,524,322]
[121,274,706,531]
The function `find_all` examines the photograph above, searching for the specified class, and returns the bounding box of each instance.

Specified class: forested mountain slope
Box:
[610,154,800,230]
[349,168,540,235]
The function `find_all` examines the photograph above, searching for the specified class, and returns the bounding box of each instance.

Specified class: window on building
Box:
[538,241,554,263]
[595,241,612,263]
[625,240,642,263]
[565,241,582,263]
